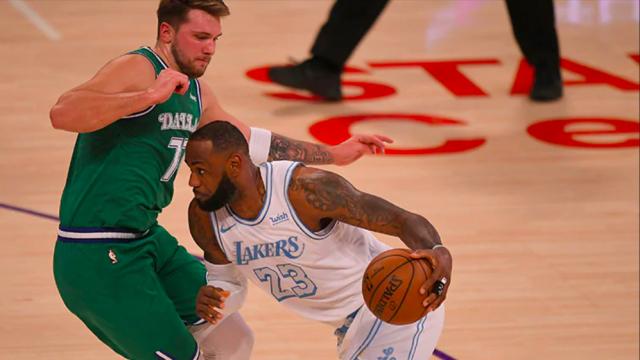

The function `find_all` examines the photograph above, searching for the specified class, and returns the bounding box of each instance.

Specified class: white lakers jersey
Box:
[209,161,391,327]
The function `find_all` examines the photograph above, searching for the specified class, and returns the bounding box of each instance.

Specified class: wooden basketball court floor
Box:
[0,0,638,359]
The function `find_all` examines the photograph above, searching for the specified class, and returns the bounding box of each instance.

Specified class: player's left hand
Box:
[410,246,452,313]
[330,134,394,166]
[196,285,230,325]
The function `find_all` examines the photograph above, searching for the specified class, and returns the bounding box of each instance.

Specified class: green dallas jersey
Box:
[59,47,202,231]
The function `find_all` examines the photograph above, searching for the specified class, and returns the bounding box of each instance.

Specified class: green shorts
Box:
[53,224,206,359]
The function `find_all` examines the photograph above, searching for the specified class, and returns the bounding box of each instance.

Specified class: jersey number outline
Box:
[162,137,188,182]
[253,264,317,301]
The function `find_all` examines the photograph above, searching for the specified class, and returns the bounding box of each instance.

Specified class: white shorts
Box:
[336,304,445,360]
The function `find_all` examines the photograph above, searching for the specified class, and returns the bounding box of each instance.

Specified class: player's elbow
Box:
[50,103,87,133]
[49,104,67,130]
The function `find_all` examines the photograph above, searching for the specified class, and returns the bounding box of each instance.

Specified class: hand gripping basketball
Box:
[362,247,451,325]
[409,246,452,313]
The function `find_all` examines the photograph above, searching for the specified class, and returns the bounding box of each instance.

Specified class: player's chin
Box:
[192,61,209,76]
[193,192,208,204]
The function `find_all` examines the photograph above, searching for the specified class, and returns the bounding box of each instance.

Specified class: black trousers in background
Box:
[311,0,390,69]
[310,0,560,76]
[506,0,561,75]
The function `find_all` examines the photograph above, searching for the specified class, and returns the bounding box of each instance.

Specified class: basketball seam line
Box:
[387,261,416,323]
[367,256,412,318]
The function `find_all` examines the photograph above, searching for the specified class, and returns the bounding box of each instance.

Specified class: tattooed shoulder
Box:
[289,167,402,234]
[289,167,352,212]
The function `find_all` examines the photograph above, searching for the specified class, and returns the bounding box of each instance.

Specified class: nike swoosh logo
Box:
[220,224,236,234]
[190,94,197,102]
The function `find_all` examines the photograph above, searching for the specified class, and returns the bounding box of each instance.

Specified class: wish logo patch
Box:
[269,212,289,226]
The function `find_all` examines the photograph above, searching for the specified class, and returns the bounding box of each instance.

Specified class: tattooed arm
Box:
[287,165,452,311]
[197,81,392,166]
[286,166,441,249]
[268,132,393,165]
[268,133,333,164]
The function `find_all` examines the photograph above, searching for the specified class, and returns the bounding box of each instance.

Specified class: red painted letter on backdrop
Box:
[245,65,396,101]
[369,59,500,97]
[528,118,639,148]
[511,58,640,95]
[309,113,486,155]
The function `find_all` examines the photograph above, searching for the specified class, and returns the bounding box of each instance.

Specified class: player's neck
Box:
[153,43,181,73]
[227,167,265,220]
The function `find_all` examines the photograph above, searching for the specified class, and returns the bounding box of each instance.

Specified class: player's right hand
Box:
[147,69,190,104]
[330,134,394,166]
[410,246,452,313]
[195,285,230,325]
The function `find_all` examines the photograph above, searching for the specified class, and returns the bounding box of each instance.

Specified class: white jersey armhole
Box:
[283,162,337,240]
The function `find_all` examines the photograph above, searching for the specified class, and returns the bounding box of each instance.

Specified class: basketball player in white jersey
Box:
[185,121,452,359]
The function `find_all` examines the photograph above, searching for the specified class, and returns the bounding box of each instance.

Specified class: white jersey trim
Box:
[225,163,273,226]
[121,104,156,119]
[194,79,202,116]
[348,319,383,360]
[143,46,169,69]
[57,229,149,239]
[121,46,167,119]
[408,317,427,360]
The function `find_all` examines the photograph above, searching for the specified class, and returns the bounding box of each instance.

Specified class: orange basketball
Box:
[362,248,432,325]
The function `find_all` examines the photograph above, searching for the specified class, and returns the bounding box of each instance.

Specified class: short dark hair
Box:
[157,0,230,38]
[190,121,249,155]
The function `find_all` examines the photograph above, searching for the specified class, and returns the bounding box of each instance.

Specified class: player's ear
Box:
[226,153,242,177]
[158,22,175,44]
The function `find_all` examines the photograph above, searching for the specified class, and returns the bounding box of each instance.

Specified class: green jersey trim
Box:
[140,46,203,116]
[193,78,203,115]
[122,104,156,119]
[125,46,203,118]
[121,46,169,119]
[141,46,169,69]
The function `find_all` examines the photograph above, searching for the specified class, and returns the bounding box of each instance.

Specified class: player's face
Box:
[185,140,238,211]
[171,9,222,78]
[195,171,236,211]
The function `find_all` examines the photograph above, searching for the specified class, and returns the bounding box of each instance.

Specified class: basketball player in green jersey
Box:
[49,1,391,359]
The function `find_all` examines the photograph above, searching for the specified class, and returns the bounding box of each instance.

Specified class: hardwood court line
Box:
[0,202,59,221]
[8,0,61,41]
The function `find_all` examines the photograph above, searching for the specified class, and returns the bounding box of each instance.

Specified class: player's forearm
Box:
[50,89,155,133]
[399,213,442,250]
[339,195,442,250]
[189,200,232,264]
[268,133,335,165]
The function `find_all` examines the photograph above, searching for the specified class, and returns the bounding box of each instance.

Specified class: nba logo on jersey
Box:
[108,249,118,264]
[269,212,289,226]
